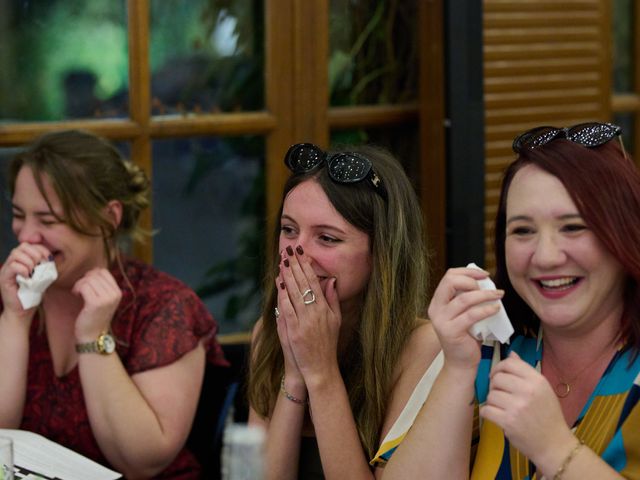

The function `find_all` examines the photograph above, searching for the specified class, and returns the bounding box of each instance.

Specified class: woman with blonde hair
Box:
[248,143,441,479]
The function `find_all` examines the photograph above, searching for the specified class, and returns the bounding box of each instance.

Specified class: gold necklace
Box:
[543,340,616,398]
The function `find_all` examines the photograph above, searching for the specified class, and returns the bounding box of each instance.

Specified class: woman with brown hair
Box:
[248,143,441,479]
[0,130,226,479]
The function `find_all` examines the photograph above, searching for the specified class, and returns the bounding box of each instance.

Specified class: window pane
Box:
[612,0,635,93]
[150,0,265,115]
[614,112,636,156]
[152,136,265,333]
[330,124,420,190]
[329,0,418,106]
[0,147,21,259]
[0,1,128,122]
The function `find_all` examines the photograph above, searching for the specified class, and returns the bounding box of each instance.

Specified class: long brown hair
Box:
[248,145,431,458]
[494,139,640,350]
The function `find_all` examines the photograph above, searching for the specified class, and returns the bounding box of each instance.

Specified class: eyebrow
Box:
[280,214,348,235]
[506,213,583,225]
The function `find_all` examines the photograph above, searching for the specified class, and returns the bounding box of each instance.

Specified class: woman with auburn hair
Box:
[0,130,226,479]
[247,143,441,479]
[381,123,640,479]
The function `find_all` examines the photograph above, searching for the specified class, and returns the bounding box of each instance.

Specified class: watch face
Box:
[99,334,116,354]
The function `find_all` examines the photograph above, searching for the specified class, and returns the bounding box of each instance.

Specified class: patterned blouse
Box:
[18,257,227,479]
[372,335,640,479]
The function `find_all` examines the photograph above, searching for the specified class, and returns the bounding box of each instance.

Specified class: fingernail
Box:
[286,246,294,256]
[48,254,54,261]
[280,281,285,290]
[284,258,290,267]
[296,245,304,255]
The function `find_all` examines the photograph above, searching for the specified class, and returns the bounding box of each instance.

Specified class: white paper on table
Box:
[16,261,58,309]
[0,429,121,480]
[466,263,514,344]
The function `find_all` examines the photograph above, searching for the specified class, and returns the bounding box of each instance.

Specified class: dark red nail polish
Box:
[284,259,290,267]
[286,246,294,256]
[296,245,304,255]
[280,281,285,289]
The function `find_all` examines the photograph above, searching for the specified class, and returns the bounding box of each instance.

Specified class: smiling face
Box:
[504,164,626,335]
[279,179,372,314]
[11,166,108,288]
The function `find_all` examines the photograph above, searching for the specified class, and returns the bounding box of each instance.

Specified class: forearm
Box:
[78,355,179,478]
[0,311,31,426]
[257,378,307,480]
[383,365,476,480]
[306,367,375,480]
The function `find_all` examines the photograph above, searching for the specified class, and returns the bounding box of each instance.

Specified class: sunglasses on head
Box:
[512,122,622,153]
[284,143,387,199]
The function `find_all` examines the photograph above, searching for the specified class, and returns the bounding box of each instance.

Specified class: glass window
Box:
[150,0,265,115]
[330,124,420,190]
[615,112,636,156]
[0,1,128,122]
[0,147,22,259]
[151,136,265,333]
[612,0,635,93]
[329,0,418,106]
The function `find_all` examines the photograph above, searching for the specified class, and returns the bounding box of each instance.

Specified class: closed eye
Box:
[507,226,534,236]
[281,225,297,238]
[320,234,341,244]
[562,223,587,233]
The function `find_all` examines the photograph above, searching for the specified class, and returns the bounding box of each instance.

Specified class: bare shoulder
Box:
[380,320,441,438]
[398,319,440,372]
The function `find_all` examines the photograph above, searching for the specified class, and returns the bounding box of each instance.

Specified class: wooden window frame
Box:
[0,0,446,280]
[612,1,640,155]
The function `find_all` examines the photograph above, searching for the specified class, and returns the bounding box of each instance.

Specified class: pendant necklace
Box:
[543,340,616,398]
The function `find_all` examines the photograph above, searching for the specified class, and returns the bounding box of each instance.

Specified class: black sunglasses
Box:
[284,143,387,199]
[512,122,622,153]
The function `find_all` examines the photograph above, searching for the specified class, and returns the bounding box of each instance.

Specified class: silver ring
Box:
[302,288,316,305]
[274,307,280,318]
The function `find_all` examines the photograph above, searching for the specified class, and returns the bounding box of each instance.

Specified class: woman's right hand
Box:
[427,267,505,371]
[274,267,306,391]
[0,243,51,319]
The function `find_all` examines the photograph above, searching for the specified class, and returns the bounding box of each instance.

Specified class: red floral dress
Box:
[18,258,228,479]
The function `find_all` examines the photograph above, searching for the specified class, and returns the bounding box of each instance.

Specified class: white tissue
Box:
[466,263,514,344]
[16,260,58,309]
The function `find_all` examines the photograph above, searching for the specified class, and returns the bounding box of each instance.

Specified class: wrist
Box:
[303,364,341,394]
[280,376,308,405]
[533,432,582,478]
[0,310,35,332]
[441,362,478,382]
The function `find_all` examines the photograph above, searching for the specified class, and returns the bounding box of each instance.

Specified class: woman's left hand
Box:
[72,268,122,340]
[479,351,574,464]
[277,247,341,384]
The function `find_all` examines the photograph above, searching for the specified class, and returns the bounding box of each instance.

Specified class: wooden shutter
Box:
[483,0,612,268]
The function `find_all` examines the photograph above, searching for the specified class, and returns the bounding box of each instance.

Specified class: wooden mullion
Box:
[265,0,295,254]
[127,0,153,263]
[292,1,329,146]
[0,120,142,146]
[420,0,446,281]
[150,112,277,138]
[328,103,419,129]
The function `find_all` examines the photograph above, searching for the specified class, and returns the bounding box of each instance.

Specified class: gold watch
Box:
[75,332,116,355]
